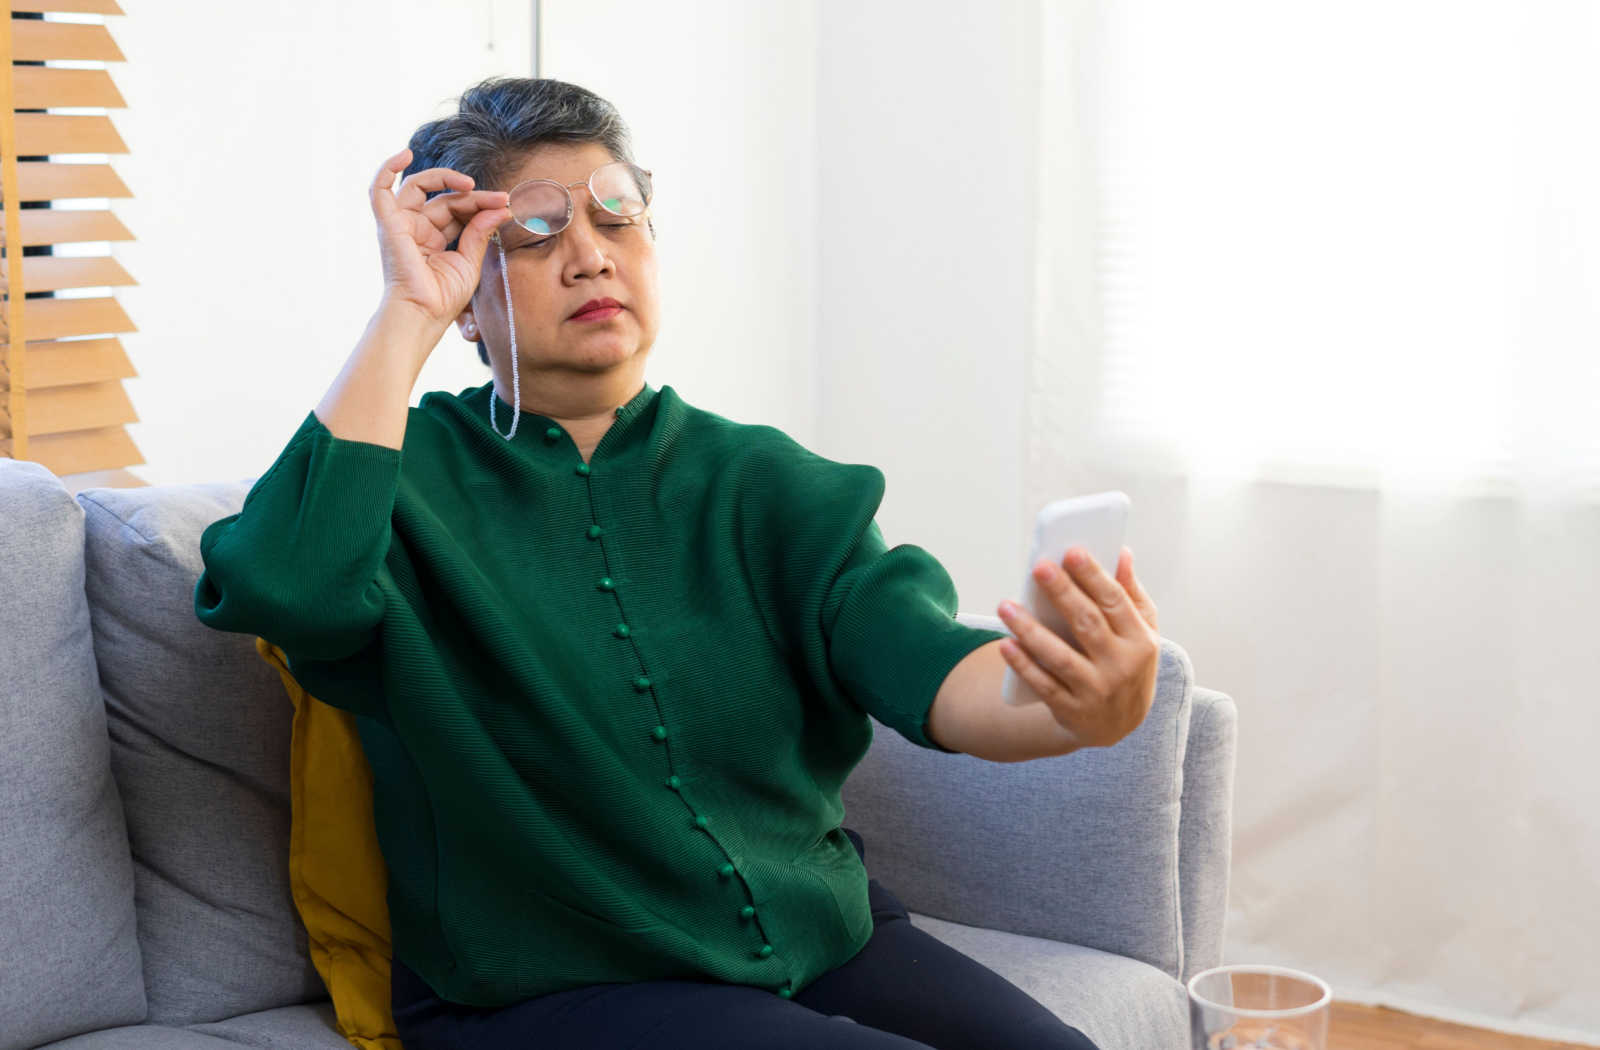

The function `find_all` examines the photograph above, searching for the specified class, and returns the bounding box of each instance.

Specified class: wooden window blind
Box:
[0,0,142,488]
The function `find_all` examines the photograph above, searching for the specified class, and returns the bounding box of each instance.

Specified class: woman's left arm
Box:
[927,547,1162,762]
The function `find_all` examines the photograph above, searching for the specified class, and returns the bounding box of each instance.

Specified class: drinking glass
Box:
[1188,964,1332,1050]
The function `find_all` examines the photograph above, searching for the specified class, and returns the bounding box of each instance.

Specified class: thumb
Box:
[456,208,506,277]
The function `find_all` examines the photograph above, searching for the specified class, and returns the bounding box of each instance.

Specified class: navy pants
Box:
[391,828,1099,1050]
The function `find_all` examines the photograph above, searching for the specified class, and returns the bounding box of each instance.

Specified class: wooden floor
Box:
[1331,1002,1596,1049]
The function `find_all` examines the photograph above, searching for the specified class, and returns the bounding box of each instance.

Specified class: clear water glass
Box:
[1187,964,1332,1050]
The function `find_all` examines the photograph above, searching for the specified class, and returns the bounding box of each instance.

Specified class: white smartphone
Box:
[1001,490,1131,706]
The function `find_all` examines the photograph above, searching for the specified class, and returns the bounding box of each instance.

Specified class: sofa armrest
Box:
[1179,685,1237,985]
[839,613,1211,980]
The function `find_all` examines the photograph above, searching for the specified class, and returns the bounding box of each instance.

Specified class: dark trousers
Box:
[392,827,1100,1050]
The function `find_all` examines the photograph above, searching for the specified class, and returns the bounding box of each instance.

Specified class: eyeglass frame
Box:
[489,160,654,245]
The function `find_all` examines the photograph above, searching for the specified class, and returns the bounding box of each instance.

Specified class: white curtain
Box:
[1030,1,1600,1043]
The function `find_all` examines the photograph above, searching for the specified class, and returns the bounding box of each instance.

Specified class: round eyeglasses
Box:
[490,160,653,242]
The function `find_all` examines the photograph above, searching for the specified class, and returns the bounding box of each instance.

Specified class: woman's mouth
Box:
[569,305,623,323]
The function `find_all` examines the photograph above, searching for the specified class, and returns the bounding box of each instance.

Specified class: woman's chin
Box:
[563,341,643,368]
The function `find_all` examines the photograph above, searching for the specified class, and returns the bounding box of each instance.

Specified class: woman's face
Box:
[459,141,660,381]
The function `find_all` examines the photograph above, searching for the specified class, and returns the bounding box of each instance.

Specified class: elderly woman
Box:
[194,77,1160,1050]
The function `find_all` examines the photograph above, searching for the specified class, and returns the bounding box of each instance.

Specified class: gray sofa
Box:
[0,455,1237,1050]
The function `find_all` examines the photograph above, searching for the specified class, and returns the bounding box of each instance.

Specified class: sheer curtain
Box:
[1029,1,1599,1043]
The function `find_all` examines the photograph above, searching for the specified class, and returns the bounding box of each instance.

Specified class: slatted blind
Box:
[0,0,142,487]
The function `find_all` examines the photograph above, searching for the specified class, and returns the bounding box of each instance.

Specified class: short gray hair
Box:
[403,76,654,366]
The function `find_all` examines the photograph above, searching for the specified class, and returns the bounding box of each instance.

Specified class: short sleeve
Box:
[754,439,1009,752]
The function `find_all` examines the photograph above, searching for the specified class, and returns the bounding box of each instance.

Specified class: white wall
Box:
[112,0,532,487]
[813,1,1034,619]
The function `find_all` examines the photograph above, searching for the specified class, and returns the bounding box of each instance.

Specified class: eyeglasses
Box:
[490,160,653,244]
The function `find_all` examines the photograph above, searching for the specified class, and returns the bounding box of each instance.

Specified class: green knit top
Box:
[193,378,1005,1007]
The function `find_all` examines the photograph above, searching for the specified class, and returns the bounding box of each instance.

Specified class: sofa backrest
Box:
[1,458,330,1041]
[72,473,333,1028]
[1,459,149,1050]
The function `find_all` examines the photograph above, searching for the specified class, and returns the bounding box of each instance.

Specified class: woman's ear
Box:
[456,304,479,343]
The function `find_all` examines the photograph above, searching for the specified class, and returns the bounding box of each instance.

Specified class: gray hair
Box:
[403,76,654,366]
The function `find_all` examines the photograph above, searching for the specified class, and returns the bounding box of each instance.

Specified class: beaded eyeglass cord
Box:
[489,235,520,440]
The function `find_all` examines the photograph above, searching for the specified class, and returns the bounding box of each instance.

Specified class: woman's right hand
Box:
[369,146,513,328]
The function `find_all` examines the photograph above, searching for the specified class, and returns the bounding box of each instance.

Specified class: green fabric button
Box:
[544,426,561,442]
[588,524,603,540]
[634,675,652,691]
[741,906,755,919]
[778,988,792,999]
[665,775,681,790]
[718,863,734,878]
[615,624,630,638]
[695,814,709,829]
[758,944,774,958]
[652,725,668,741]
[598,577,614,591]
[575,463,591,476]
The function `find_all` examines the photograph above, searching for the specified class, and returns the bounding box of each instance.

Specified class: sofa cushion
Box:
[36,1004,353,1050]
[32,1027,253,1049]
[258,638,401,1050]
[186,1000,361,1050]
[0,459,148,1050]
[905,910,1188,1050]
[75,479,328,1024]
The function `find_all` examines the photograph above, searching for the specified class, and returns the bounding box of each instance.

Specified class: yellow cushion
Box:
[256,636,403,1050]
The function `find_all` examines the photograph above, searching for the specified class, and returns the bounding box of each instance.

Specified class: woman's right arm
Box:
[191,148,511,666]
[313,298,443,451]
[317,145,511,449]
[192,393,403,665]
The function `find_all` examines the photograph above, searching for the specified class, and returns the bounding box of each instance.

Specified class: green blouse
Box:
[193,378,1006,1007]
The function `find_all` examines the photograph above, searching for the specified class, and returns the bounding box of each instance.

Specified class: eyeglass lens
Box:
[506,161,651,236]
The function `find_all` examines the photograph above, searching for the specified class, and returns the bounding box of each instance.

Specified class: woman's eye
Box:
[520,225,629,248]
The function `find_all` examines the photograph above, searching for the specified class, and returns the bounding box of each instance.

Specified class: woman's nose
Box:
[568,214,613,254]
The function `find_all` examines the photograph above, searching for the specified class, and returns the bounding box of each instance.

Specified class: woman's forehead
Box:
[502,144,616,188]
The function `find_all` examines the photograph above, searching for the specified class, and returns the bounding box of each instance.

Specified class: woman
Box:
[196,76,1129,1049]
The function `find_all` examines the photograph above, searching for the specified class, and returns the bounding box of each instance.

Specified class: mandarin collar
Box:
[478,379,659,460]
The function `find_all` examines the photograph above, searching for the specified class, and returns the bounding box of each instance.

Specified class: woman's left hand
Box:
[995,546,1162,750]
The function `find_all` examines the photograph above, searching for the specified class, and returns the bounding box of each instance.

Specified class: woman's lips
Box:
[568,305,623,323]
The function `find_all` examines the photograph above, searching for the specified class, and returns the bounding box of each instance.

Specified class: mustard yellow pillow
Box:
[257,637,403,1050]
